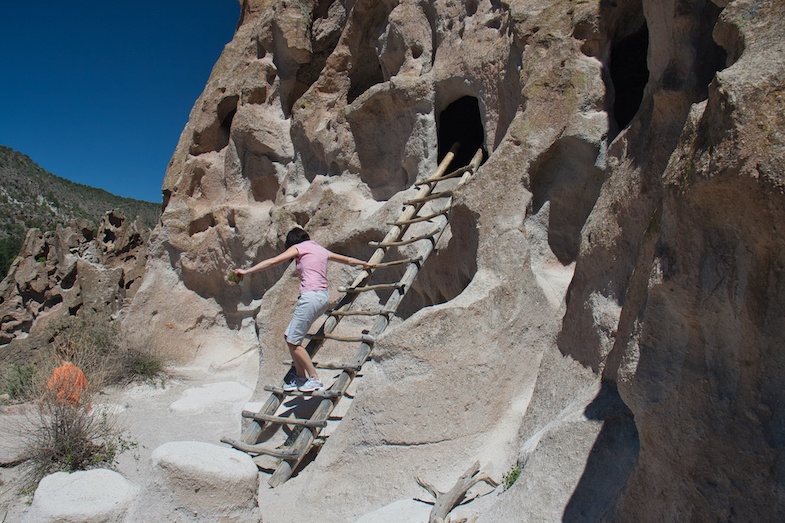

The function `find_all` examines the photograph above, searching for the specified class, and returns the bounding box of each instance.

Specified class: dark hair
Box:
[285,228,310,248]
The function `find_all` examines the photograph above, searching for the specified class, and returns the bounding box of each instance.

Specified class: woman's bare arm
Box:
[328,251,374,268]
[235,246,300,276]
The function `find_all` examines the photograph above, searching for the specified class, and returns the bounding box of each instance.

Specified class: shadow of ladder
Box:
[222,143,484,487]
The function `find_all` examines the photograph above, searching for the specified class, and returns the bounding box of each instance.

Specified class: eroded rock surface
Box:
[0,211,149,347]
[4,0,784,520]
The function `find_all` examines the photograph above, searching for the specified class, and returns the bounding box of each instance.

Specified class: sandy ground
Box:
[0,348,261,521]
[0,336,508,523]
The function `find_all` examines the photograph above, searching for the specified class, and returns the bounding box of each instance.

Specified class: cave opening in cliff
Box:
[609,23,649,131]
[437,96,487,169]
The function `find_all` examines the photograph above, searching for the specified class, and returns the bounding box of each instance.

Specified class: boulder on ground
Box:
[22,469,138,523]
[136,440,261,522]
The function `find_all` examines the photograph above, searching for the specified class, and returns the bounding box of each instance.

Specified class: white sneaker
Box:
[298,377,324,392]
[283,377,306,392]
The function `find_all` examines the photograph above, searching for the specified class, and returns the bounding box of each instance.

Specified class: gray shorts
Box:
[284,290,329,346]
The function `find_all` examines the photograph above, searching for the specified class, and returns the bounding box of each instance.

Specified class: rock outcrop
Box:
[4,0,783,520]
[0,211,149,347]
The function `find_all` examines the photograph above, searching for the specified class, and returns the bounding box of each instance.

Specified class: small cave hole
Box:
[107,212,123,228]
[188,213,216,236]
[348,57,384,104]
[162,189,172,213]
[44,294,63,311]
[609,23,649,131]
[103,230,117,244]
[189,95,239,155]
[411,44,423,59]
[437,96,487,169]
[60,266,77,290]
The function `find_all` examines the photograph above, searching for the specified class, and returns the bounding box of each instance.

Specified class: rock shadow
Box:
[395,204,480,320]
[529,136,605,266]
[346,0,395,103]
[347,85,432,201]
[563,381,639,522]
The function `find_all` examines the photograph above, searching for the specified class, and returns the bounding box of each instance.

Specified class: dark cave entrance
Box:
[609,23,649,131]
[437,96,487,169]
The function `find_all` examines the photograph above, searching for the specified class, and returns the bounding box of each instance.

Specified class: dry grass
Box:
[19,398,136,487]
[1,312,153,488]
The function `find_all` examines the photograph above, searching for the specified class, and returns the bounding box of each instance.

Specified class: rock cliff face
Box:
[120,0,784,520]
[0,212,149,348]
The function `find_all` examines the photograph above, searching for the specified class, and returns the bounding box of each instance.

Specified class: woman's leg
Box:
[284,290,329,379]
[287,341,318,379]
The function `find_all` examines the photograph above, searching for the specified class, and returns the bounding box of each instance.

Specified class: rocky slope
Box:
[5,0,785,520]
[0,211,150,347]
[0,146,160,276]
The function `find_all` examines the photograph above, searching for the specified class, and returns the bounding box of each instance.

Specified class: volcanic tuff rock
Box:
[0,211,150,348]
[5,0,782,520]
[0,146,160,277]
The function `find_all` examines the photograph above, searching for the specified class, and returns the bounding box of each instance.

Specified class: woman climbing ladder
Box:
[235,228,372,392]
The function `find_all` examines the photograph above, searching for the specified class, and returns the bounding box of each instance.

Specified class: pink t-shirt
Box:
[295,240,329,293]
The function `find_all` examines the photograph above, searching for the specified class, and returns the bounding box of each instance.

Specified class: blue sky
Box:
[1,1,240,203]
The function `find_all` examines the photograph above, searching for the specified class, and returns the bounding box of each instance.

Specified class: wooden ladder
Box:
[222,144,484,487]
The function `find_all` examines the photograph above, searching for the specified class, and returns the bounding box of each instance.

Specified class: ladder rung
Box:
[264,385,343,397]
[329,309,394,317]
[241,411,327,428]
[222,437,301,459]
[404,190,453,205]
[339,282,404,293]
[371,257,423,268]
[421,165,471,184]
[308,332,376,344]
[250,447,301,460]
[369,231,438,248]
[390,209,448,226]
[312,363,362,372]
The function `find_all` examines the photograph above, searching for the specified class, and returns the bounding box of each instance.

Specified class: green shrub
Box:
[502,464,522,491]
[0,235,23,276]
[21,399,136,486]
[1,364,34,400]
[126,349,164,383]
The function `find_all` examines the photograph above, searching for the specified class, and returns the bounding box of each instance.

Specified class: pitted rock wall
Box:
[113,0,785,521]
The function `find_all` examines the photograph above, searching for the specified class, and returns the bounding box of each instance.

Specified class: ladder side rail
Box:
[268,147,482,482]
[246,144,473,466]
[268,223,446,486]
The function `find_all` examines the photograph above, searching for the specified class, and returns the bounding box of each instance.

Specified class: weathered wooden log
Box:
[390,209,449,226]
[403,190,454,205]
[241,412,327,429]
[416,461,500,523]
[338,282,404,293]
[369,230,439,248]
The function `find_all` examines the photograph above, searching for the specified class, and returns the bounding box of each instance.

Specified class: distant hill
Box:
[0,146,161,276]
